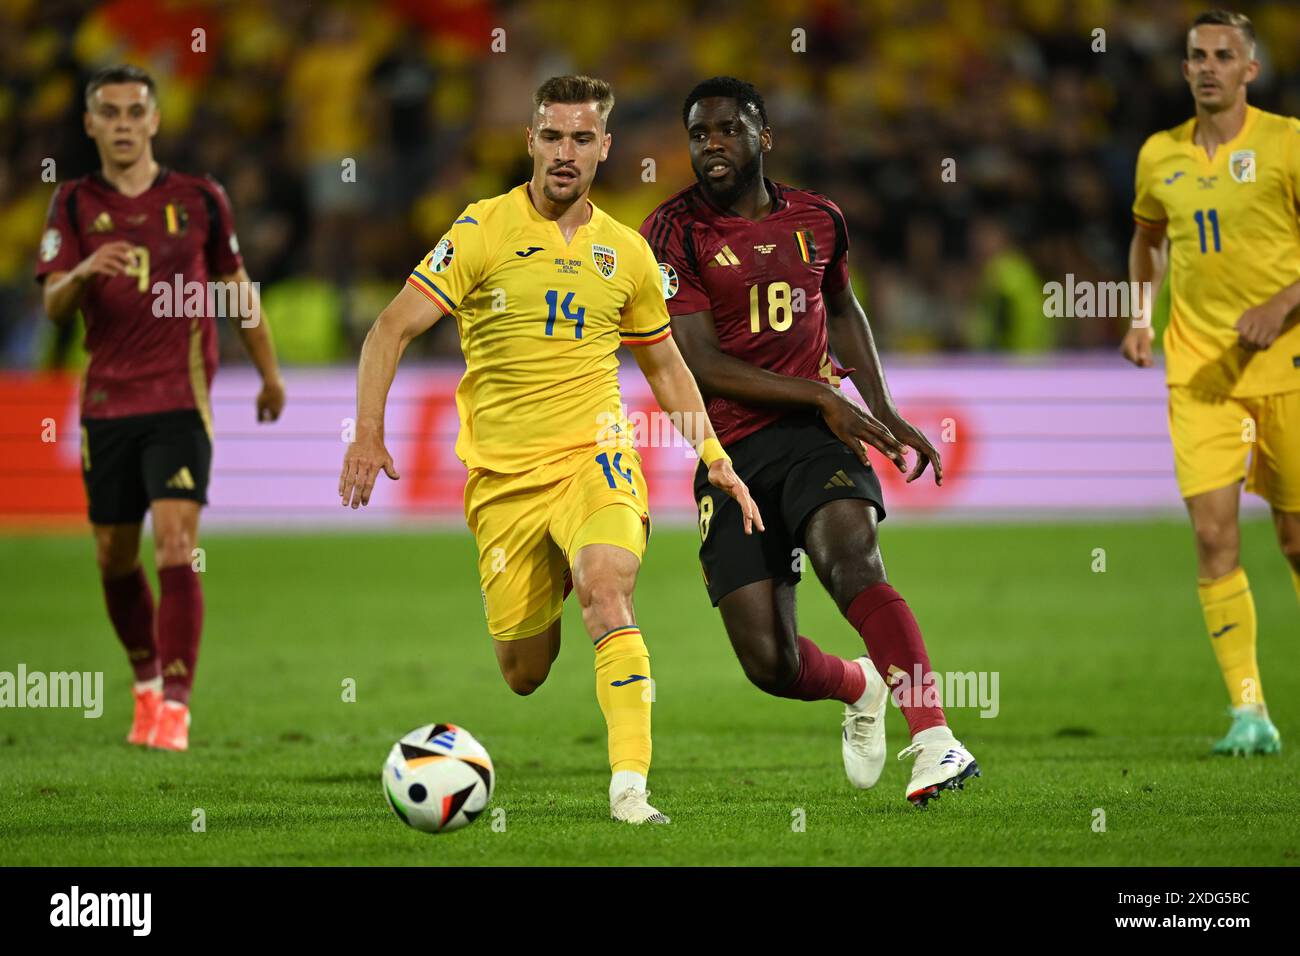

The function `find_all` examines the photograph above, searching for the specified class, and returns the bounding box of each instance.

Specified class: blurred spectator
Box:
[2,0,1297,367]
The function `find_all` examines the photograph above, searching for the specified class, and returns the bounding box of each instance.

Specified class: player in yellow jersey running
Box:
[339,75,762,824]
[1122,10,1300,755]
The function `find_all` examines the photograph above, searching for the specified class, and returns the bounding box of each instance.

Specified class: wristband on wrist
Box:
[699,437,729,466]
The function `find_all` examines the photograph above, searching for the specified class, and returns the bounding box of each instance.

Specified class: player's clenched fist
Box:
[1120,325,1155,367]
[74,240,136,280]
[339,433,400,509]
[706,458,764,535]
[819,387,908,473]
[1235,300,1289,351]
[256,376,286,423]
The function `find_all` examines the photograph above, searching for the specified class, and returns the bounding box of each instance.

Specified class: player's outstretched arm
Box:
[628,334,764,534]
[673,308,839,408]
[339,283,443,509]
[673,306,907,473]
[1122,224,1167,367]
[823,285,930,482]
[216,266,285,422]
[40,241,136,325]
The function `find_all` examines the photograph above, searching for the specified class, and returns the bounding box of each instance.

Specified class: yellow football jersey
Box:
[1134,106,1300,397]
[407,184,672,473]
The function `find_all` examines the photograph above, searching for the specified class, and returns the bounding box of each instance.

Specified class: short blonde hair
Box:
[1190,10,1257,57]
[532,75,615,125]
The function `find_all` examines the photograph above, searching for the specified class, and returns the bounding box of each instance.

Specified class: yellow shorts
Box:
[464,446,650,641]
[1167,385,1300,510]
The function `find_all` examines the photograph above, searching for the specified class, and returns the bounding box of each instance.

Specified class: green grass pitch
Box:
[2,518,1298,866]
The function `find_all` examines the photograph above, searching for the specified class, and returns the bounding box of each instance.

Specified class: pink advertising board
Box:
[2,355,1257,528]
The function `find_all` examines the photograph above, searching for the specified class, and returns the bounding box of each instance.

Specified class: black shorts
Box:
[81,409,212,524]
[693,412,885,606]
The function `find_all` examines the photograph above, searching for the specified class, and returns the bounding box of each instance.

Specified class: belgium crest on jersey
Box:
[1229,149,1256,184]
[794,228,817,264]
[592,243,617,279]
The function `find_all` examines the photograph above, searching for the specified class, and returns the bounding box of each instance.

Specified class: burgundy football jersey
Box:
[35,167,243,420]
[640,178,851,446]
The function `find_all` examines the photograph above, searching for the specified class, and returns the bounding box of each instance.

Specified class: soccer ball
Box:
[382,723,495,833]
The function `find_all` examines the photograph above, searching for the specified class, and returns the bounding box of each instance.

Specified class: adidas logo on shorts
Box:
[165,467,195,490]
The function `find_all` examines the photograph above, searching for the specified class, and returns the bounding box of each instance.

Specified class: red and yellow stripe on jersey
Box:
[408,184,672,473]
[1133,106,1300,398]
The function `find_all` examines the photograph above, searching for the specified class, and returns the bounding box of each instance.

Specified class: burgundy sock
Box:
[102,566,158,682]
[157,565,204,705]
[775,636,866,704]
[846,583,946,735]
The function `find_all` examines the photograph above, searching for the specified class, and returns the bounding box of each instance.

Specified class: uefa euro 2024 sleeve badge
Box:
[428,237,455,273]
[39,228,62,263]
[658,262,679,299]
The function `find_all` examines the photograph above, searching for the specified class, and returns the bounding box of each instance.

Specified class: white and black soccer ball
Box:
[382,723,495,833]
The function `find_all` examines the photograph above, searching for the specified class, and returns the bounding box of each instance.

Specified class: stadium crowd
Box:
[2,0,1298,368]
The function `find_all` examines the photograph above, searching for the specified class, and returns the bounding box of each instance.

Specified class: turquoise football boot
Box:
[1211,706,1281,756]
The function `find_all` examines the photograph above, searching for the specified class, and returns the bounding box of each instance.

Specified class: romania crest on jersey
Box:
[592,243,617,279]
[1230,149,1256,184]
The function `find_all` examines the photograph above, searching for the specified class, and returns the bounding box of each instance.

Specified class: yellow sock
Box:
[1197,568,1262,708]
[593,626,652,776]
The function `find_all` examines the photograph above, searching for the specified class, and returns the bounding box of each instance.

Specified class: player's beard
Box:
[695,153,762,210]
[541,168,586,208]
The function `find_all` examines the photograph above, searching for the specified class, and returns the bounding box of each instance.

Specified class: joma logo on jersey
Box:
[1230,149,1256,183]
[591,243,617,279]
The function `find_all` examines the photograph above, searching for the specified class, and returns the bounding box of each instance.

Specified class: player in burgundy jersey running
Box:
[35,66,284,751]
[641,77,980,806]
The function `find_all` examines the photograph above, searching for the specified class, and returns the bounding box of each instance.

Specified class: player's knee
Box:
[154,527,195,568]
[500,663,548,696]
[738,642,799,695]
[1192,519,1238,564]
[95,534,139,577]
[578,580,634,633]
[503,673,543,696]
[96,545,138,578]
[821,552,887,611]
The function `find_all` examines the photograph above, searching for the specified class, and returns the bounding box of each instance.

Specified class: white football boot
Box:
[610,788,671,825]
[897,727,980,807]
[841,657,888,788]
